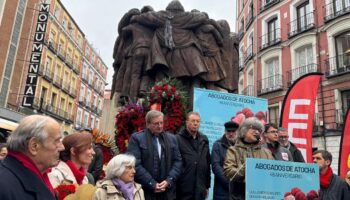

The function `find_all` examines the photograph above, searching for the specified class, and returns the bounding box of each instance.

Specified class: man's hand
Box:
[154,181,169,193]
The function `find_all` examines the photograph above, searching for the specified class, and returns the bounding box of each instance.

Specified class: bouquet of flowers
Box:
[55,184,76,200]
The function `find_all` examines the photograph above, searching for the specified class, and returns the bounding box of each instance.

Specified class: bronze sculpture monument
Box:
[111,0,239,103]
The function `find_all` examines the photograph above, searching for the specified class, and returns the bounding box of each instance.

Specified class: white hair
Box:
[7,115,56,152]
[105,154,136,179]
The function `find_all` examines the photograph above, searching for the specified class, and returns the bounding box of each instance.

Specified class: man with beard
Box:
[212,121,239,200]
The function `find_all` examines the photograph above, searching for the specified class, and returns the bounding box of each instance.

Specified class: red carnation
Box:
[291,187,302,196]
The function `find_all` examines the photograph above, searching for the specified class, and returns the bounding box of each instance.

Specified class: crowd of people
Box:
[0,112,349,200]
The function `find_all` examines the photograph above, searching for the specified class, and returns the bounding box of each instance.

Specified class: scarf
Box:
[320,167,333,188]
[8,151,55,195]
[112,178,134,200]
[65,160,86,185]
[266,141,279,154]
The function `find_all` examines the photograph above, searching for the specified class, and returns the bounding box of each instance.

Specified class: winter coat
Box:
[48,160,88,188]
[0,155,56,200]
[176,129,211,200]
[287,142,305,162]
[127,129,182,200]
[319,174,350,200]
[93,179,145,200]
[211,135,234,200]
[224,138,274,200]
[262,142,293,161]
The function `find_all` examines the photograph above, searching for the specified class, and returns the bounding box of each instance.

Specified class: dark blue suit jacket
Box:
[0,155,56,200]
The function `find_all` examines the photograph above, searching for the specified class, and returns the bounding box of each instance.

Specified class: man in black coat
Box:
[176,112,211,200]
[128,110,182,200]
[0,115,65,200]
[278,127,305,162]
[211,121,239,200]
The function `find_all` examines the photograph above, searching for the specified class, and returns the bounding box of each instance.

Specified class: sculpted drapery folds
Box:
[111,0,239,102]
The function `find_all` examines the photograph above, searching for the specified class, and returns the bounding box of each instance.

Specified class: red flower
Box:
[55,184,76,200]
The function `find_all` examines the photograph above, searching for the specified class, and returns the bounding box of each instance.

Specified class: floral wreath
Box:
[91,129,117,165]
[115,103,145,153]
[147,79,187,133]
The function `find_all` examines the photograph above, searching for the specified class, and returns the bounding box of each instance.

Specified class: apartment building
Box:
[0,0,107,133]
[237,0,350,160]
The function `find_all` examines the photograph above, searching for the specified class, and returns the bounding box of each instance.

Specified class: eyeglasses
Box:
[279,136,289,140]
[249,125,262,134]
[266,130,278,134]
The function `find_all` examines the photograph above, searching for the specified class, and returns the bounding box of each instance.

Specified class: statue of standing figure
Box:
[111,0,239,103]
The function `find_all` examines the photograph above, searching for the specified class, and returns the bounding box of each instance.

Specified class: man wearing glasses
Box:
[176,112,211,200]
[127,110,182,200]
[262,124,293,161]
[278,127,305,162]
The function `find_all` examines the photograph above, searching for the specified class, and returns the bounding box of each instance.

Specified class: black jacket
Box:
[0,155,56,200]
[287,142,305,162]
[319,173,350,200]
[127,129,182,200]
[211,135,234,200]
[176,129,211,200]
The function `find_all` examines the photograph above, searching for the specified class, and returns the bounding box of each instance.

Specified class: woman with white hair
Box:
[93,154,144,200]
[223,117,274,200]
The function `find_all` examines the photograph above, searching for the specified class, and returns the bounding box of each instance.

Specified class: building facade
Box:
[0,0,107,134]
[237,0,350,169]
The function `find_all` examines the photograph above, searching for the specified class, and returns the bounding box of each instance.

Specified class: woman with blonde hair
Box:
[49,132,95,187]
[93,154,144,200]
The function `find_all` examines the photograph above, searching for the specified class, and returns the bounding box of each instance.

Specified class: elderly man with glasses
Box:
[278,127,305,162]
[262,124,293,161]
[224,117,274,200]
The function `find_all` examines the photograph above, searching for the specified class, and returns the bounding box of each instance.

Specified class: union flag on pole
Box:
[280,73,322,163]
[339,109,350,178]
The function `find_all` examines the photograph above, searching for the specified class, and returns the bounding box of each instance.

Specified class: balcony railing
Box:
[244,44,254,63]
[72,60,80,74]
[259,28,281,51]
[86,101,91,108]
[61,80,70,93]
[82,72,88,83]
[257,74,283,95]
[69,87,77,98]
[38,67,54,82]
[78,96,85,106]
[52,75,62,88]
[324,0,350,22]
[239,56,244,71]
[245,12,254,30]
[47,39,57,53]
[57,46,66,61]
[97,108,102,116]
[288,12,315,38]
[324,53,350,77]
[242,85,255,96]
[260,0,282,12]
[65,55,73,69]
[287,63,319,86]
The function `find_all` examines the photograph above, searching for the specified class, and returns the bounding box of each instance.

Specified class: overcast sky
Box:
[60,0,237,89]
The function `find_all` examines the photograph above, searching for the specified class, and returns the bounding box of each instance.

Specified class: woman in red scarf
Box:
[49,132,95,188]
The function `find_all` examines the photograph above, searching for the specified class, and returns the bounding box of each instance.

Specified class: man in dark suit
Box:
[127,110,182,200]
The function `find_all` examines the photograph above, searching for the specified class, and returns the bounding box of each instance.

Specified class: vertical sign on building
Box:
[22,3,49,107]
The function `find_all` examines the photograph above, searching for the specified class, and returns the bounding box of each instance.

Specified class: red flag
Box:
[280,73,322,163]
[339,109,350,178]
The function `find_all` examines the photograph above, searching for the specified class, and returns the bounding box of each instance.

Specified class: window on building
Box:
[95,119,100,129]
[45,56,52,71]
[68,102,72,116]
[51,93,57,107]
[49,30,56,43]
[334,0,350,13]
[60,98,65,110]
[84,113,89,128]
[296,1,311,32]
[267,18,278,44]
[335,31,350,69]
[90,116,94,129]
[264,57,279,90]
[293,45,314,81]
[54,6,61,19]
[268,106,280,126]
[340,90,350,124]
[76,109,82,125]
[40,87,47,103]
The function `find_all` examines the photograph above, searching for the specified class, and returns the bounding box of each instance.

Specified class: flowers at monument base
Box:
[115,103,146,153]
[283,187,319,200]
[55,184,76,200]
[148,79,186,133]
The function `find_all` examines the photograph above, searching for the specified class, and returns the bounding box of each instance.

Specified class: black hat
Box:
[224,121,239,131]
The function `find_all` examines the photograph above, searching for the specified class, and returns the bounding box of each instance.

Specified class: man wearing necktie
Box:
[128,110,182,200]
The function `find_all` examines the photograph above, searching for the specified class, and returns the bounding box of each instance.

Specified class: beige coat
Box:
[48,161,88,188]
[93,180,144,200]
[223,138,274,181]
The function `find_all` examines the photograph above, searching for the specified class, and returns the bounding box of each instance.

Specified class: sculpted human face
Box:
[35,120,65,172]
[120,165,136,183]
[264,127,279,143]
[76,144,95,167]
[186,114,201,136]
[148,115,164,135]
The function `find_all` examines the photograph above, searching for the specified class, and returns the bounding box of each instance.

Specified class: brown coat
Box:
[93,180,144,200]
